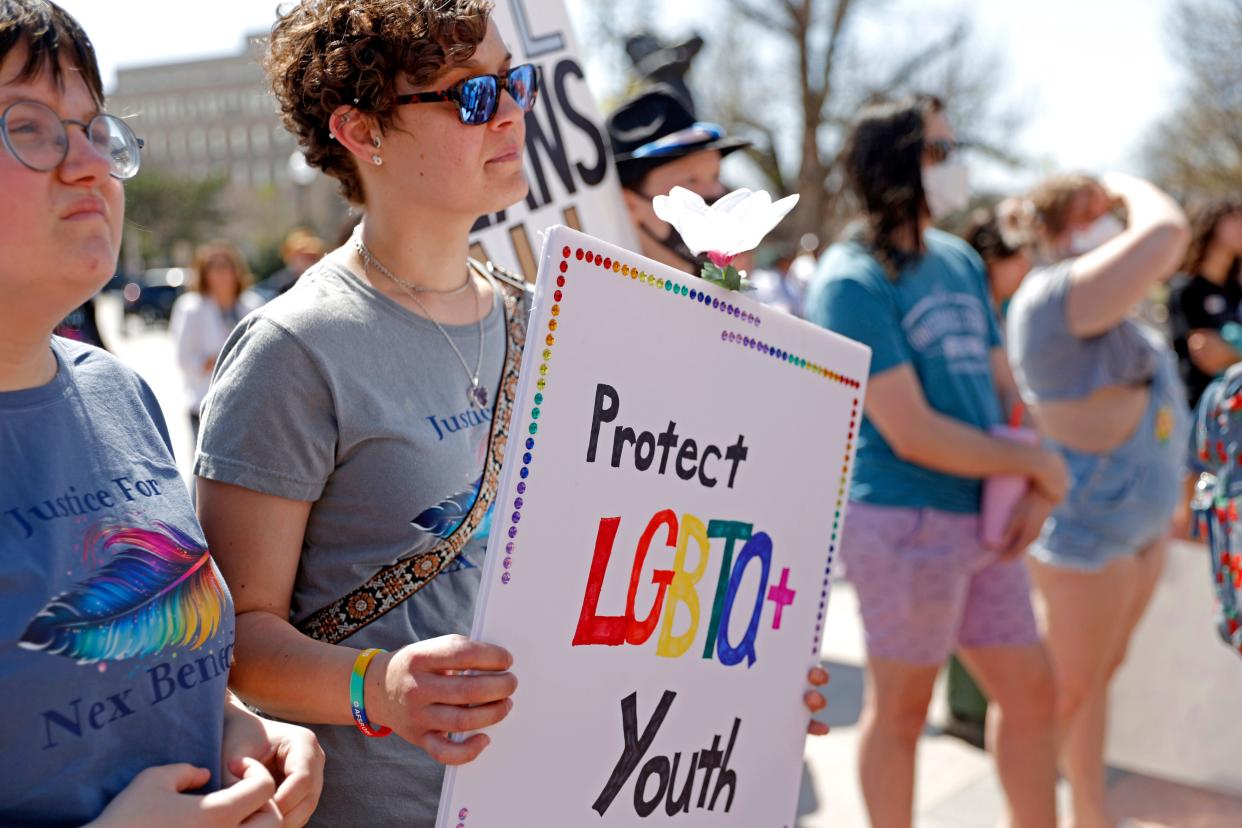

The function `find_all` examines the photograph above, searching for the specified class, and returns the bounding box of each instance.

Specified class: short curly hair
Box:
[265,0,493,205]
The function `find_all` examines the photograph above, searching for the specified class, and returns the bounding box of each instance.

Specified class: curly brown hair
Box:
[265,0,493,205]
[1183,199,1242,280]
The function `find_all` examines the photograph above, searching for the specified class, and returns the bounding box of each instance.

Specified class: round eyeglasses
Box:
[1,100,144,180]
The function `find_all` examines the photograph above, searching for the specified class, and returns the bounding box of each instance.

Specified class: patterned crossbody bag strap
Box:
[297,264,531,644]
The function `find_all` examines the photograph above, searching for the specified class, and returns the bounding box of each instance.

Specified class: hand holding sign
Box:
[368,635,517,765]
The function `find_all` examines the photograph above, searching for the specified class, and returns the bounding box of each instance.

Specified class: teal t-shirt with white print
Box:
[806,228,1004,514]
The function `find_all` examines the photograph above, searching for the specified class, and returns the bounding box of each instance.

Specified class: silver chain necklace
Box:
[355,232,491,410]
[352,227,473,296]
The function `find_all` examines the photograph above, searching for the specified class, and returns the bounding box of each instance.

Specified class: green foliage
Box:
[123,170,229,263]
[700,261,748,291]
[247,240,286,283]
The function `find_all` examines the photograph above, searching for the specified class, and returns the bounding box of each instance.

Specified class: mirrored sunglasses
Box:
[396,64,539,126]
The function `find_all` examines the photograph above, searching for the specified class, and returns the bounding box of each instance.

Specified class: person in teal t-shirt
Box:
[805,95,1067,828]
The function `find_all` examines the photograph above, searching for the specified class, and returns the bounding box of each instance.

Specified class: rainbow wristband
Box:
[349,648,392,738]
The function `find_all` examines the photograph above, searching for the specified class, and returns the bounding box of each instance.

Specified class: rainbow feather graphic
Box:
[19,521,226,664]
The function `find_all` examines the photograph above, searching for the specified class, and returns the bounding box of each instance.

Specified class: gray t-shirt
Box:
[195,260,510,827]
[1,338,234,827]
[1007,260,1162,403]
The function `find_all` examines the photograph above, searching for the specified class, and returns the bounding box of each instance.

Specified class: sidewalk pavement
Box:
[800,575,1242,827]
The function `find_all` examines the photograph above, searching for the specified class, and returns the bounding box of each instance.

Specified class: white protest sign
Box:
[437,227,870,827]
[471,0,637,278]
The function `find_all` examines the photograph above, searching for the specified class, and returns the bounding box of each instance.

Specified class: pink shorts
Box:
[840,502,1040,665]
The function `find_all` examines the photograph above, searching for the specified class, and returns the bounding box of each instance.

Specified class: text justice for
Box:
[585,384,750,489]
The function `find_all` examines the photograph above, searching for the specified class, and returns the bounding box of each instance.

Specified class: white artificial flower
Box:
[652,187,800,264]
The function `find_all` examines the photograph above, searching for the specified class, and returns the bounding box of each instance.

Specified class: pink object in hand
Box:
[981,425,1040,549]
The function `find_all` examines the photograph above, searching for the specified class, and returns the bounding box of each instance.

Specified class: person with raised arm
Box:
[1007,171,1191,828]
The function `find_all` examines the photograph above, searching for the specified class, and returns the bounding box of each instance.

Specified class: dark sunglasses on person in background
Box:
[395,64,539,126]
[0,100,143,179]
[924,138,969,165]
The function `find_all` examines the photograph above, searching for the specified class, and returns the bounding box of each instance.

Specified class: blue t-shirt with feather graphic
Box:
[0,339,235,827]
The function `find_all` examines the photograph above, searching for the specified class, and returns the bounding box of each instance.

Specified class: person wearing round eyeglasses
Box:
[0,2,325,827]
[606,86,751,274]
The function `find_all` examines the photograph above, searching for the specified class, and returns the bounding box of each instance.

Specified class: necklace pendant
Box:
[469,381,489,410]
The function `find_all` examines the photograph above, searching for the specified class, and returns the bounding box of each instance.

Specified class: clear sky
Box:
[54,0,1183,191]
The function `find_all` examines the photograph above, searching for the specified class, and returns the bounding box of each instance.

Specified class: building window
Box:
[252,161,271,186]
[189,129,207,159]
[230,126,249,157]
[147,132,166,159]
[209,127,227,157]
[250,125,269,154]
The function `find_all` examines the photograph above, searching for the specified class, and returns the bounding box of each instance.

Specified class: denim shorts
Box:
[1032,354,1189,571]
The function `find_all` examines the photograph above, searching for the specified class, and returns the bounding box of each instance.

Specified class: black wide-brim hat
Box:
[607,85,751,186]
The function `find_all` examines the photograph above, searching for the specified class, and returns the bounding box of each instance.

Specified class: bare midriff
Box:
[1030,383,1150,455]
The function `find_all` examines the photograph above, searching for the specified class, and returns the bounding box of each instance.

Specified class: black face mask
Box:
[632,188,723,271]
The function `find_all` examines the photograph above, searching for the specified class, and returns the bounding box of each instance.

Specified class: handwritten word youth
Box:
[592,690,739,817]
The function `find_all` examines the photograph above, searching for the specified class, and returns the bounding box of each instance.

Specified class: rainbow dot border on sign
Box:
[500,246,569,586]
[719,329,862,389]
[573,244,861,388]
[574,245,762,328]
[810,396,860,655]
[454,806,469,828]
[505,244,860,588]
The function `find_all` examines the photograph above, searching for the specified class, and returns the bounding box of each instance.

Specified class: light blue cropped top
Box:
[1006,260,1163,403]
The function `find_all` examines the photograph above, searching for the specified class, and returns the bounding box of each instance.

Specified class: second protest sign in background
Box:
[439,227,870,827]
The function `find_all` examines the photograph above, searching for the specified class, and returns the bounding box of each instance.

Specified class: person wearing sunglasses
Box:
[192,3,831,825]
[0,2,324,827]
[191,3,530,826]
[606,85,751,274]
[807,95,1064,828]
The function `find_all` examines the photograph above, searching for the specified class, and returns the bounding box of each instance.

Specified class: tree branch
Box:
[863,21,970,103]
[814,0,855,112]
[722,0,791,35]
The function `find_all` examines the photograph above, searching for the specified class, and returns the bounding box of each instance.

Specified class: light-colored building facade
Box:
[108,35,347,264]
